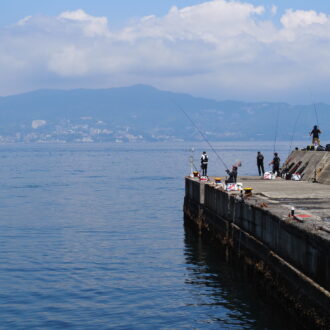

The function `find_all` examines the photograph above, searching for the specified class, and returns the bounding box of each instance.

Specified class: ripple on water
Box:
[0,142,300,329]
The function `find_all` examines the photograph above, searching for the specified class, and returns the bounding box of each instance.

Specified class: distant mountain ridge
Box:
[0,85,329,143]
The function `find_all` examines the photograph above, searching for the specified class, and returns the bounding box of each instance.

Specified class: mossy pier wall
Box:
[184,176,330,329]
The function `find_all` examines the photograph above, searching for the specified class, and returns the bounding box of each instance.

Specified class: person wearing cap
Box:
[200,151,208,176]
[256,151,264,176]
[269,152,280,175]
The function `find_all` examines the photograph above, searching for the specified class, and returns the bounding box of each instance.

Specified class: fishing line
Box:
[273,108,280,153]
[288,108,302,155]
[310,92,319,126]
[312,103,319,126]
[171,99,229,171]
[189,148,199,172]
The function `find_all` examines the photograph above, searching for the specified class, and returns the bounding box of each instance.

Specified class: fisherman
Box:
[225,166,238,184]
[256,151,265,176]
[310,125,322,146]
[200,151,208,176]
[269,152,280,176]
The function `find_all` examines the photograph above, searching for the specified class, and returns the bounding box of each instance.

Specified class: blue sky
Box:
[2,1,202,27]
[1,0,329,27]
[1,0,330,103]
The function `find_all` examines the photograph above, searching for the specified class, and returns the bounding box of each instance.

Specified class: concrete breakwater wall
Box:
[284,150,330,184]
[184,177,330,329]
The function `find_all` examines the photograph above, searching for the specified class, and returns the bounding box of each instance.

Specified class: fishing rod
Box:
[312,102,319,127]
[310,92,319,126]
[273,107,280,153]
[171,99,229,171]
[288,108,302,155]
[189,148,199,172]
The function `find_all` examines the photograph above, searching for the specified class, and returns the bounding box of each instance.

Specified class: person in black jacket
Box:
[310,125,321,146]
[225,166,238,184]
[269,152,280,175]
[256,151,264,176]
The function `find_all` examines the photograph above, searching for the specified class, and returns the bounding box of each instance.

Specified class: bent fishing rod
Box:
[310,92,319,126]
[273,107,280,153]
[171,99,229,171]
[312,103,319,127]
[189,149,199,172]
[288,108,302,156]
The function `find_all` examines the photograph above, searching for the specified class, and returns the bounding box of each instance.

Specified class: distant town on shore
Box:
[0,85,329,143]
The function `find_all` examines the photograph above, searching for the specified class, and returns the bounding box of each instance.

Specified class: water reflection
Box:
[183,228,302,330]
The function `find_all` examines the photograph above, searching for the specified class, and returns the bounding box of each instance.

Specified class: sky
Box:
[1,0,330,103]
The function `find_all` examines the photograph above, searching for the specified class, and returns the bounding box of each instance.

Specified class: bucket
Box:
[193,171,199,177]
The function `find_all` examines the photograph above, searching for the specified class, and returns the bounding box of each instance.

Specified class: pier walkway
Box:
[221,176,330,225]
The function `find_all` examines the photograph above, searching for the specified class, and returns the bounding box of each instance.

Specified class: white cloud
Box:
[1,1,330,102]
[271,5,277,15]
[58,9,110,37]
[281,9,328,29]
[16,15,32,26]
[120,1,265,42]
[49,45,90,76]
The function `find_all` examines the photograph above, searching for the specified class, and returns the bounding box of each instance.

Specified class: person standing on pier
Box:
[256,151,265,176]
[269,152,280,176]
[310,125,322,146]
[200,151,208,176]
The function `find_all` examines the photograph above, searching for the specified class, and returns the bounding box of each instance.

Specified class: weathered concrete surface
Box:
[238,176,330,223]
[184,175,330,329]
[284,150,330,184]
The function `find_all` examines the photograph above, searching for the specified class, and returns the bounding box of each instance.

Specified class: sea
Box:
[0,141,303,329]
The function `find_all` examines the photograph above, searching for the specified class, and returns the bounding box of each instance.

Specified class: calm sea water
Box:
[0,142,300,329]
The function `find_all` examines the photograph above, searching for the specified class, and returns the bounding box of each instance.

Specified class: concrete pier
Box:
[183,151,330,329]
[283,150,330,184]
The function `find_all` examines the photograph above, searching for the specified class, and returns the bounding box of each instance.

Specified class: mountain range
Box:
[0,85,328,143]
